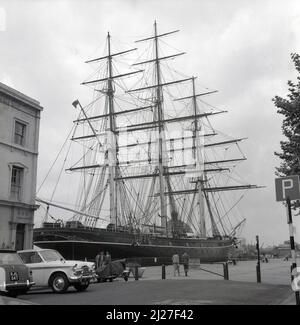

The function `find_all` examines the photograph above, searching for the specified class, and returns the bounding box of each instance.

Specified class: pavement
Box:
[141,258,293,285]
[13,279,292,305]
[1,259,297,305]
[0,295,37,305]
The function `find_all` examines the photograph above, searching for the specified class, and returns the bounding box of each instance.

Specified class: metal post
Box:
[223,263,229,280]
[256,235,261,283]
[162,264,166,280]
[286,198,300,305]
[134,265,139,281]
[226,262,229,280]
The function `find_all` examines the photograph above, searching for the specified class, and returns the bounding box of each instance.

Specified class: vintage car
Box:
[0,250,35,298]
[18,248,97,293]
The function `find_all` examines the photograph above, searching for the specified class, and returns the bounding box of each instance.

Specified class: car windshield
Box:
[0,253,24,265]
[39,250,64,262]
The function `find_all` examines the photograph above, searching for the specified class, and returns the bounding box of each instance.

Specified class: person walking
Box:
[172,253,180,276]
[104,251,112,265]
[182,252,189,276]
[104,251,112,277]
[95,251,105,269]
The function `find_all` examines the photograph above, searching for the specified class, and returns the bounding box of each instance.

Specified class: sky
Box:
[1,0,300,246]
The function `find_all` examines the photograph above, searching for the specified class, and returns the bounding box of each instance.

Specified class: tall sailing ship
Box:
[34,22,261,262]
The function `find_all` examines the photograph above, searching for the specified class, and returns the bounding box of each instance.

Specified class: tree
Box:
[273,53,300,177]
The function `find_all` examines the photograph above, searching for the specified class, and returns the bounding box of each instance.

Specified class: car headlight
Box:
[72,264,83,276]
[73,269,83,276]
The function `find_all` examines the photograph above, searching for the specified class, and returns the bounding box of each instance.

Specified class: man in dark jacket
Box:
[182,252,190,276]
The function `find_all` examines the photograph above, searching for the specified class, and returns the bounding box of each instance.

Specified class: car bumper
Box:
[68,274,97,283]
[1,281,35,292]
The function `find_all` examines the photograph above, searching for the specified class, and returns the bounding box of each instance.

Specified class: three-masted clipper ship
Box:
[34,22,261,262]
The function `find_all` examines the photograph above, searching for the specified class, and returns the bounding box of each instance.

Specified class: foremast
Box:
[70,32,143,229]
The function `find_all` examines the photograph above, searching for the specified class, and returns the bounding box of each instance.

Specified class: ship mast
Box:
[107,32,118,229]
[153,21,168,233]
[68,33,143,229]
[191,76,206,237]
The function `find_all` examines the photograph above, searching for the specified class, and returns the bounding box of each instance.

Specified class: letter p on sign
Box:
[275,175,300,202]
[282,179,294,199]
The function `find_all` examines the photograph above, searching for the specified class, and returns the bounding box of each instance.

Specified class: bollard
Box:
[162,264,166,280]
[223,263,229,280]
[134,265,139,281]
[226,262,229,280]
[256,263,261,283]
[256,235,261,283]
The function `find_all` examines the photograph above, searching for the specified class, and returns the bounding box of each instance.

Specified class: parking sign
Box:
[275,175,300,202]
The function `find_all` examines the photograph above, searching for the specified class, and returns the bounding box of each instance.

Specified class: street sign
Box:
[275,175,300,202]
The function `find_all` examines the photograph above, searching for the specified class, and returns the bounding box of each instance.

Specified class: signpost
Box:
[256,235,261,283]
[275,175,300,305]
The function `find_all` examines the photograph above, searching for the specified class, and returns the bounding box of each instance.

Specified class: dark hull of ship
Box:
[33,227,233,263]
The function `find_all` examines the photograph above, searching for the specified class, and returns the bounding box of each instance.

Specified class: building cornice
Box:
[0,199,39,211]
[0,82,43,112]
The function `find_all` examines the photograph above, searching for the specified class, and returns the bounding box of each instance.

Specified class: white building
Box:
[0,82,42,250]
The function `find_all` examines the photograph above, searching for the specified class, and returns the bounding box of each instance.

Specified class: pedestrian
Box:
[104,251,112,277]
[172,253,180,276]
[95,251,105,269]
[182,252,189,276]
[104,251,112,265]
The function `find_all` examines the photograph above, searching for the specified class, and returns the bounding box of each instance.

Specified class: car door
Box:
[18,252,45,286]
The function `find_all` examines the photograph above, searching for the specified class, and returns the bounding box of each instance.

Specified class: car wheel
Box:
[74,282,89,292]
[50,273,69,293]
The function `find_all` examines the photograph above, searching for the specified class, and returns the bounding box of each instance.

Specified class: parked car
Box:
[18,248,97,293]
[0,250,35,297]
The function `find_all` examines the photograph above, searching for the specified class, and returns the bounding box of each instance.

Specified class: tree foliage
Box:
[273,53,300,177]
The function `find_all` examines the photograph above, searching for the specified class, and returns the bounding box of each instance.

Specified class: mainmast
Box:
[153,21,168,233]
[107,32,118,229]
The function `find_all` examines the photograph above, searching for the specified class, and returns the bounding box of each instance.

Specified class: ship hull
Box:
[33,226,233,263]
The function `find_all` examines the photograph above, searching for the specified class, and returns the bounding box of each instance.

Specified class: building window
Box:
[10,166,23,200]
[14,121,26,146]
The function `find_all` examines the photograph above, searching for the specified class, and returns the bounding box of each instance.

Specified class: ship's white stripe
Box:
[34,240,233,249]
